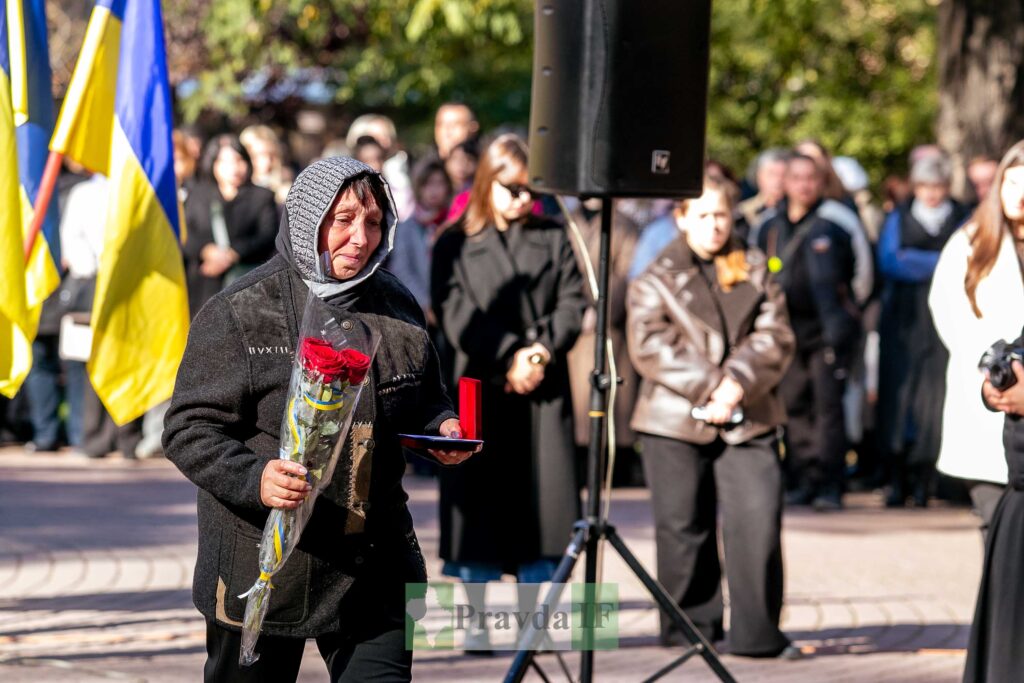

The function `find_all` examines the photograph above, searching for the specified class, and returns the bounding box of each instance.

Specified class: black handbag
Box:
[57,275,96,316]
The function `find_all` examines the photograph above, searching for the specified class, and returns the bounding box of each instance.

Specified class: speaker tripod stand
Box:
[502,199,736,683]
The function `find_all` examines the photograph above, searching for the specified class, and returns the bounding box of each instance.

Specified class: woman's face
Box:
[213,146,249,190]
[173,147,196,184]
[1001,166,1024,223]
[317,187,384,280]
[914,181,950,209]
[418,170,450,212]
[356,145,385,173]
[246,139,278,181]
[490,162,532,223]
[445,148,477,188]
[681,189,733,257]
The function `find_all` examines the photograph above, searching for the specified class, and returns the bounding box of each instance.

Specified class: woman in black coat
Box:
[963,155,1024,683]
[966,326,1024,682]
[430,134,586,649]
[183,134,279,317]
[876,155,969,507]
[164,158,479,682]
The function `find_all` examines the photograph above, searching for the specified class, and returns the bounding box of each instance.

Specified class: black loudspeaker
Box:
[528,0,712,198]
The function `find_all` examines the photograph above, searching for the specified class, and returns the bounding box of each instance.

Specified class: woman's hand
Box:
[200,244,237,277]
[260,459,312,510]
[428,419,482,465]
[701,400,736,425]
[505,344,549,395]
[983,362,1024,415]
[709,376,744,412]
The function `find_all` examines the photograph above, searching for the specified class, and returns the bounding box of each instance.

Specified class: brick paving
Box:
[0,446,982,682]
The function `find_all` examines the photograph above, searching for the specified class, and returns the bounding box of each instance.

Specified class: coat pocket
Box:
[221,522,311,626]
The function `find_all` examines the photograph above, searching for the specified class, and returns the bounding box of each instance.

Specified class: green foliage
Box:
[708,0,938,186]
[173,0,938,186]
[172,0,534,139]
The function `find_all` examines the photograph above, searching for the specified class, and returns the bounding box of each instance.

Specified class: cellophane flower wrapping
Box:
[238,294,377,666]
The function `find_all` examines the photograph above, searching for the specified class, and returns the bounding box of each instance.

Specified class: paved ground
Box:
[0,446,982,682]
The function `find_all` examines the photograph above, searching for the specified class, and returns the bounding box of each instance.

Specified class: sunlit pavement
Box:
[0,446,980,682]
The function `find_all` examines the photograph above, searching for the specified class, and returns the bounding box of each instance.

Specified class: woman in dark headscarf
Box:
[164,157,478,682]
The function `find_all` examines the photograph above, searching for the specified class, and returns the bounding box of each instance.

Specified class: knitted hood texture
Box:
[275,156,397,298]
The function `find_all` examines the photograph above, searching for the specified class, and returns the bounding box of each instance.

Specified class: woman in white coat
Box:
[929,140,1024,534]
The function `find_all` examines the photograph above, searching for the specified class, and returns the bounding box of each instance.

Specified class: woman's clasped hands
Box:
[702,375,745,425]
[505,343,550,395]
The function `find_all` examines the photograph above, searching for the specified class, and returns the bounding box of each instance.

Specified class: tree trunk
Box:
[938,0,1024,198]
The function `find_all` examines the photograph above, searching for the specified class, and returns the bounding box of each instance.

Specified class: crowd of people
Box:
[5,100,1024,677]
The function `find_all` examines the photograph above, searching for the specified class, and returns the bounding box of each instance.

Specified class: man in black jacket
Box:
[164,157,478,682]
[757,154,867,511]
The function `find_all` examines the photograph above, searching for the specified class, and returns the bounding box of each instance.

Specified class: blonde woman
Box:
[430,134,586,650]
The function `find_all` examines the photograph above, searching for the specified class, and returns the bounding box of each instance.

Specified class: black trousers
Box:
[204,619,411,683]
[778,346,848,494]
[80,375,142,457]
[639,432,789,656]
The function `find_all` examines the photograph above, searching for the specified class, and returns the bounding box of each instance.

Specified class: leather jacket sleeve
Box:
[723,271,796,403]
[626,273,723,405]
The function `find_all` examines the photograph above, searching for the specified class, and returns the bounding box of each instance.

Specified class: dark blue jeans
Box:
[63,360,86,447]
[24,336,62,449]
[24,337,86,449]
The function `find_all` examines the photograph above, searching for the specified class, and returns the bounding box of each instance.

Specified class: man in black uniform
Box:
[757,154,862,510]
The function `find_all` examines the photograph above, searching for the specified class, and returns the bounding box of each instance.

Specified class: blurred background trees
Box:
[44,0,1020,190]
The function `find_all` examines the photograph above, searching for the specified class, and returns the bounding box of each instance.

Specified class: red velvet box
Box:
[459,377,482,440]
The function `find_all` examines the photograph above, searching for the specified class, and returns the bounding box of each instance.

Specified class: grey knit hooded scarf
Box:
[274,156,398,304]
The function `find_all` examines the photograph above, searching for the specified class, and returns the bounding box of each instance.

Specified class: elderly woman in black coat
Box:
[430,133,586,650]
[164,157,478,682]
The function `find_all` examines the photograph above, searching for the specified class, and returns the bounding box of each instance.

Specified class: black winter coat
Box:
[757,199,860,357]
[876,199,968,465]
[430,217,586,568]
[182,181,279,317]
[163,255,456,637]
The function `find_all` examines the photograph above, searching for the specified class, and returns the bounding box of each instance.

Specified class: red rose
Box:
[338,348,371,385]
[300,338,348,382]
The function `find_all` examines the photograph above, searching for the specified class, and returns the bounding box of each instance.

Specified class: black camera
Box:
[979,339,1024,391]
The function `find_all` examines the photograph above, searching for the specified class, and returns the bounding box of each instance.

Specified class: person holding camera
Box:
[627,176,797,657]
[963,329,1024,682]
[929,141,1024,536]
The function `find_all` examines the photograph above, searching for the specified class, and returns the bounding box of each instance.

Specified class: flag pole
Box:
[23,150,64,263]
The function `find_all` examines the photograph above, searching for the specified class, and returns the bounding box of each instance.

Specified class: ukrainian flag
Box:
[51,0,188,424]
[0,0,60,398]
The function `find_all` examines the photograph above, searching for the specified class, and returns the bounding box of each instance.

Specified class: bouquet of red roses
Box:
[239,296,377,666]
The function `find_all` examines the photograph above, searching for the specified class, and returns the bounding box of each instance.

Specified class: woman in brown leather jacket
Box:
[627,176,797,658]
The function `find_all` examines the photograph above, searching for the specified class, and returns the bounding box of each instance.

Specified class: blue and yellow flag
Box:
[51,0,188,424]
[0,0,60,398]
[0,1,30,397]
